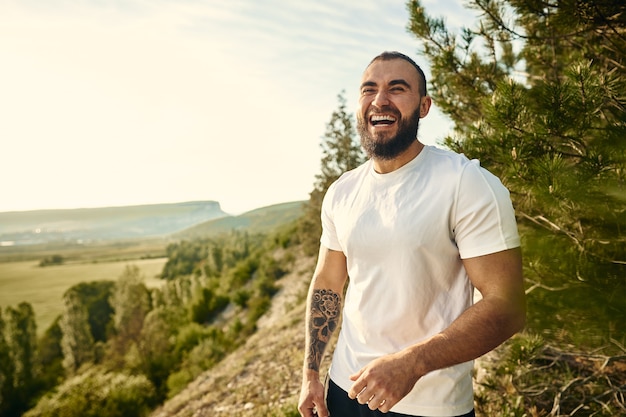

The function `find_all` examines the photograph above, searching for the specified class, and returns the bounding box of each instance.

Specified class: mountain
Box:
[0,201,227,246]
[174,201,306,239]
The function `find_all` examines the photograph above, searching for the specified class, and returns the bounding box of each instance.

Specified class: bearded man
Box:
[298,51,525,417]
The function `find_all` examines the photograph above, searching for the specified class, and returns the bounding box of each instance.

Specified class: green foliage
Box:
[166,326,231,397]
[298,91,366,255]
[109,266,151,359]
[407,0,625,344]
[23,367,156,417]
[133,306,185,401]
[5,303,38,410]
[0,303,60,417]
[60,288,95,374]
[228,254,260,288]
[36,317,64,390]
[161,240,207,279]
[408,0,626,413]
[233,289,252,308]
[0,309,15,417]
[39,254,64,267]
[189,287,229,324]
[161,231,266,280]
[66,281,115,343]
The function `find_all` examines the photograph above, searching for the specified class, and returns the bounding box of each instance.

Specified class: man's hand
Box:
[298,375,329,417]
[347,350,421,413]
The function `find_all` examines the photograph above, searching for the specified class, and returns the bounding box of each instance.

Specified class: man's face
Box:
[357,58,430,160]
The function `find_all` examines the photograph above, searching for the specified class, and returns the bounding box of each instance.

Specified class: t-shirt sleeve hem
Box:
[459,238,521,259]
[320,234,343,252]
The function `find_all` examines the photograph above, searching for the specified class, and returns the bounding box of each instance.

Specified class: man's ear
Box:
[420,96,432,118]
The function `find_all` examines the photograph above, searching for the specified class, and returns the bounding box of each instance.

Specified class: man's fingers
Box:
[348,382,367,400]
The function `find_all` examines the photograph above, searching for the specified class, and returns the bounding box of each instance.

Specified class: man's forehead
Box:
[361,58,419,85]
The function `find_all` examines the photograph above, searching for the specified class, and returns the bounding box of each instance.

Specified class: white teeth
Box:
[371,114,396,122]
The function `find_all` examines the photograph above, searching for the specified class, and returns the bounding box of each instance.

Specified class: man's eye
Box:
[362,89,375,94]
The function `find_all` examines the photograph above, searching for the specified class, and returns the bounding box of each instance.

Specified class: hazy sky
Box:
[1,0,471,215]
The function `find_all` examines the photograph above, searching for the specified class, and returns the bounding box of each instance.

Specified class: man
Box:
[298,51,526,417]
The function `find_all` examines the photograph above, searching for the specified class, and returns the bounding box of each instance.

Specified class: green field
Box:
[0,257,168,334]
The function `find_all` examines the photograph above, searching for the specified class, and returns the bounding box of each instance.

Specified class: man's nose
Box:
[372,90,390,107]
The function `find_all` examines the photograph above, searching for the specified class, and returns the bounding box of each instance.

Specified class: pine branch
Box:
[518,211,584,250]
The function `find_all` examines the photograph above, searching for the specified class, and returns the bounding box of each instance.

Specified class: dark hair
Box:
[368,51,428,96]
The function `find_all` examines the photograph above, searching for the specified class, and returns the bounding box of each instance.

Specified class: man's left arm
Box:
[348,247,526,412]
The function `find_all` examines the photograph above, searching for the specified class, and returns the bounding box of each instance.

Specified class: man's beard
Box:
[357,106,421,160]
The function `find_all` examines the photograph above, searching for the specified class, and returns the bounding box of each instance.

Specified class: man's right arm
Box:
[298,246,348,417]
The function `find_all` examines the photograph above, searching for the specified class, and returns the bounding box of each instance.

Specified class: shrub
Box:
[24,367,156,417]
[166,329,231,398]
[39,255,64,267]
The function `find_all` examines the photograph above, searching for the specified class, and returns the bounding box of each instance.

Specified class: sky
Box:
[1,0,472,215]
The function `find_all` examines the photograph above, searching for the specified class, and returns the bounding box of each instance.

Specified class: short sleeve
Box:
[453,160,520,259]
[319,181,343,251]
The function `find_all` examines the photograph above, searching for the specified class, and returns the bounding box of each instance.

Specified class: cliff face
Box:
[150,254,337,417]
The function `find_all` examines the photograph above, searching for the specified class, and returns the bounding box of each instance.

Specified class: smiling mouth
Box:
[370,114,397,127]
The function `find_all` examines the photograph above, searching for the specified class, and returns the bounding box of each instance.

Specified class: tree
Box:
[298,91,366,253]
[133,307,185,401]
[407,0,625,339]
[60,288,95,374]
[67,281,115,344]
[0,310,15,417]
[5,303,38,412]
[36,317,65,395]
[109,266,152,366]
[407,0,625,413]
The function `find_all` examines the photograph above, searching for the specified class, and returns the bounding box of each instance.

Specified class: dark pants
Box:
[327,379,475,417]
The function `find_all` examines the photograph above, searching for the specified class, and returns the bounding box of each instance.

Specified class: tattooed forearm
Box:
[306,288,341,372]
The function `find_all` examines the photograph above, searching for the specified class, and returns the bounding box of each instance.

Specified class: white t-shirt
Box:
[321,145,520,416]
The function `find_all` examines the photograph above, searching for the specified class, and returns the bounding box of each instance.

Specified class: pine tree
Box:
[298,91,366,254]
[407,0,625,413]
[407,0,625,345]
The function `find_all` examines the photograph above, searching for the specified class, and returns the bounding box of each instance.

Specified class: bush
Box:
[189,288,229,324]
[24,367,156,417]
[166,329,231,397]
[39,255,64,267]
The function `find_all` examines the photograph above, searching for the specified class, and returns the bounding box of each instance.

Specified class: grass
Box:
[0,257,168,334]
[0,238,168,263]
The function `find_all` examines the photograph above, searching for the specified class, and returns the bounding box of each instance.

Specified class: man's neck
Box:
[372,140,425,174]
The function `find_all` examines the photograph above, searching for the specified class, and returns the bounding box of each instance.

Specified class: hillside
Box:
[174,201,305,240]
[0,201,227,246]
[150,252,321,417]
